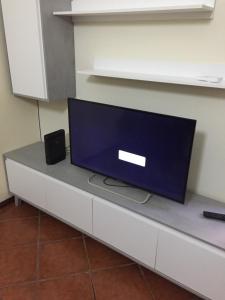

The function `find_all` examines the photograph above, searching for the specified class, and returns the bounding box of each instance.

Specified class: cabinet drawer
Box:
[156,228,225,300]
[5,159,46,208]
[93,197,158,268]
[45,177,93,234]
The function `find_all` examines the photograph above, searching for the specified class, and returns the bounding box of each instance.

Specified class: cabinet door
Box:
[1,0,47,100]
[93,197,158,268]
[156,228,225,300]
[5,159,46,208]
[45,177,92,234]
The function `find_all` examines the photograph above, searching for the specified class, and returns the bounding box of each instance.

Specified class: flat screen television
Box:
[68,98,196,203]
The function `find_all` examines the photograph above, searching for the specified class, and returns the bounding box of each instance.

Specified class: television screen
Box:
[68,98,196,203]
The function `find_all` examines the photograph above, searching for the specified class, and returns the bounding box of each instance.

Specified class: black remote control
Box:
[203,211,225,221]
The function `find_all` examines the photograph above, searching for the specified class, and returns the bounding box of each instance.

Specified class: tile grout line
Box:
[82,235,97,300]
[36,210,41,282]
[91,262,136,273]
[0,199,39,223]
[0,279,38,291]
[36,270,90,284]
[0,271,90,290]
[0,235,82,252]
[0,215,39,223]
[138,265,156,300]
[0,242,38,251]
[39,235,83,246]
[0,263,147,292]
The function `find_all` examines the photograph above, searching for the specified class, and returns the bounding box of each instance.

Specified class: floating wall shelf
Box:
[77,60,225,89]
[54,4,213,17]
[53,0,215,19]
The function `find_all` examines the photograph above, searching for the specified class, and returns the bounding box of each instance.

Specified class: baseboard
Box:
[0,192,13,203]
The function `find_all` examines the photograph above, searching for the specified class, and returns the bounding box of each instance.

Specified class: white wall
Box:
[39,0,225,203]
[38,101,69,144]
[0,9,40,202]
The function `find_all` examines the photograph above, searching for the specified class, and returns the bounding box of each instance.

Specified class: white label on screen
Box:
[118,150,146,167]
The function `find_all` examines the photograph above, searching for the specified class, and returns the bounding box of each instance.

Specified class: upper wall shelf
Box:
[53,0,215,19]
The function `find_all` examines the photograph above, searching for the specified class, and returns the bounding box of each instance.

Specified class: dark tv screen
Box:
[68,98,196,203]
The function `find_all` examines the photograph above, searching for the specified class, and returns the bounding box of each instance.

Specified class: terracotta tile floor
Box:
[0,199,202,300]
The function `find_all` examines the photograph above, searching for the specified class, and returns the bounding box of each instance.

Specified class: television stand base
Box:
[88,174,151,204]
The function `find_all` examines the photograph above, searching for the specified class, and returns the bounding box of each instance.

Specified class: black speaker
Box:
[44,129,66,165]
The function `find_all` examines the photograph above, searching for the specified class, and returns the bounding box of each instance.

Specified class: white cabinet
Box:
[5,159,46,208]
[5,159,92,234]
[93,197,158,268]
[156,227,225,300]
[45,177,93,234]
[1,0,75,101]
[5,158,225,300]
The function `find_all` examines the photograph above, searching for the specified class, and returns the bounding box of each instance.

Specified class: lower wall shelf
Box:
[78,69,225,89]
[54,4,213,16]
[78,60,225,89]
[54,0,215,20]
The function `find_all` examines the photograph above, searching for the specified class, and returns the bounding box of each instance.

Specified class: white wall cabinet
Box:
[93,196,158,268]
[5,159,46,208]
[1,0,75,101]
[45,177,92,234]
[156,228,225,300]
